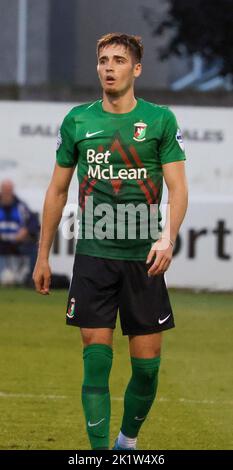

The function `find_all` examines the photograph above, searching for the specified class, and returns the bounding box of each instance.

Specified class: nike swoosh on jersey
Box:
[158,313,171,325]
[134,416,146,421]
[86,130,104,138]
[87,418,105,427]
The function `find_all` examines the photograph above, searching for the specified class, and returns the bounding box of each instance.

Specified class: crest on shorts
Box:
[66,297,76,319]
[133,122,147,141]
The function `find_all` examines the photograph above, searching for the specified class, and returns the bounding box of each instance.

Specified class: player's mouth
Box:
[105,75,116,85]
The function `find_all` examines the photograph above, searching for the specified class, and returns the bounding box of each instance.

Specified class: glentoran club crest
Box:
[133,122,147,141]
[66,297,76,319]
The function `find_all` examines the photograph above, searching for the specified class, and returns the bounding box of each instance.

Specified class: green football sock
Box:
[121,356,161,438]
[81,343,113,450]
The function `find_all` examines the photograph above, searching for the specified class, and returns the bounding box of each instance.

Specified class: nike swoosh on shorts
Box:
[158,313,171,325]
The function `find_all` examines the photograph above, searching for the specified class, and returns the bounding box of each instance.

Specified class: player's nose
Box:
[106,60,114,71]
[106,66,114,72]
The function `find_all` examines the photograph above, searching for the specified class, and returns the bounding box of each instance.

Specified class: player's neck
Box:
[102,90,137,114]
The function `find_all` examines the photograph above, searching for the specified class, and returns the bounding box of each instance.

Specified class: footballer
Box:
[33,33,188,450]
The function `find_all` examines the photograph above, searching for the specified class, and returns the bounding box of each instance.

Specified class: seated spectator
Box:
[0,180,40,285]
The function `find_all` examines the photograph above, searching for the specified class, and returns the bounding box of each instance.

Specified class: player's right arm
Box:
[33,163,75,294]
[33,111,78,294]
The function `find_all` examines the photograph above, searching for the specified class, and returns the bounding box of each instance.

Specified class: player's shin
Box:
[81,343,113,449]
[120,356,161,440]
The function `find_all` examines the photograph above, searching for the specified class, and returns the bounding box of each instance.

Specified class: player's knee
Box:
[130,356,161,396]
[84,351,112,377]
[81,329,113,348]
[83,343,113,387]
[153,347,161,357]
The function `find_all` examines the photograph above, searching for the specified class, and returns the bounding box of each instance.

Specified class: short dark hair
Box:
[97,32,143,63]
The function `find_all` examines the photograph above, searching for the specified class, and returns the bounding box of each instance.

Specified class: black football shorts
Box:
[66,254,175,336]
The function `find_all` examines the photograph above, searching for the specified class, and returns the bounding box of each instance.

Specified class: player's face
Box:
[97,44,141,96]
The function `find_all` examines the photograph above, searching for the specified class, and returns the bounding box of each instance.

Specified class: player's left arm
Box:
[147,160,188,276]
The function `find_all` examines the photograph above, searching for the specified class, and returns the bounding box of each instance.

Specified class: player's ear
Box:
[134,62,142,78]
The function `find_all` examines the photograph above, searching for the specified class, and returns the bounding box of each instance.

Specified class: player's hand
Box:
[146,238,174,276]
[32,259,52,295]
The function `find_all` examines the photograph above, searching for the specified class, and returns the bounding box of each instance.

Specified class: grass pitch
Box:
[0,287,232,450]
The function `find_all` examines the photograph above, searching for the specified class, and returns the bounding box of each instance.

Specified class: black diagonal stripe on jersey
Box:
[110,136,153,204]
[110,131,158,204]
[129,145,160,203]
[79,176,97,211]
[79,175,89,209]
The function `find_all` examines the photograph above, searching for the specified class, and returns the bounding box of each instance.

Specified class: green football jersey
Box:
[56,98,186,260]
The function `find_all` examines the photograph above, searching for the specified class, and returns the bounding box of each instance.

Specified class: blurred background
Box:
[1,0,233,100]
[0,0,232,451]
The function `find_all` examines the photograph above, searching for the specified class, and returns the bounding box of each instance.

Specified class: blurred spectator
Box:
[0,180,40,285]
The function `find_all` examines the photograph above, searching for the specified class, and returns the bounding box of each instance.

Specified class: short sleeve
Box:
[56,113,78,167]
[159,107,186,165]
